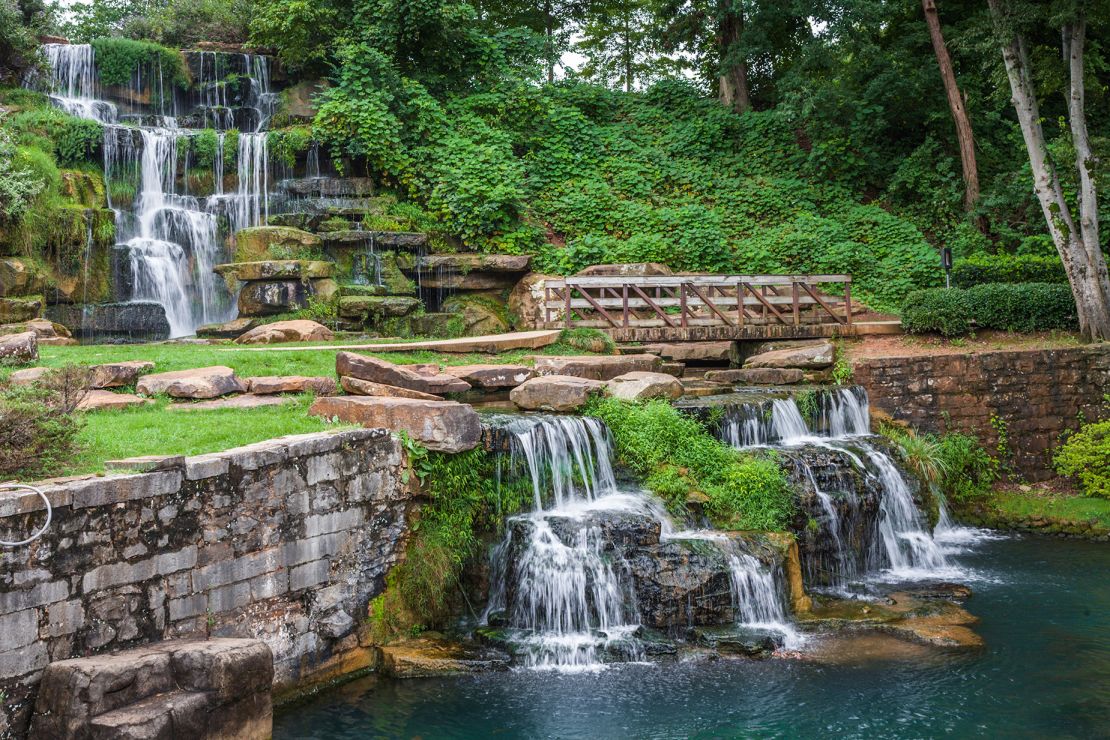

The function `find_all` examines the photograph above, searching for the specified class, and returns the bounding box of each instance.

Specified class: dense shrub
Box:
[0,126,44,220]
[1054,420,1110,500]
[0,369,88,479]
[6,107,102,166]
[937,432,998,504]
[903,284,1077,336]
[952,253,1068,288]
[585,397,794,530]
[90,37,188,90]
[901,288,972,337]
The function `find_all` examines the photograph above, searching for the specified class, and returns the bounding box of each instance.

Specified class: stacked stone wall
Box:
[854,346,1110,480]
[0,428,414,737]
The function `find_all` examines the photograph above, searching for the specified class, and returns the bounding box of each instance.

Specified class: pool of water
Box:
[274,535,1110,739]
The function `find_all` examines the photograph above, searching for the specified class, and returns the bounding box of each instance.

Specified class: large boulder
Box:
[248,375,338,395]
[654,342,734,363]
[8,366,52,386]
[440,294,510,336]
[744,340,835,370]
[237,280,309,316]
[336,352,471,395]
[0,331,37,364]
[235,320,334,344]
[309,396,481,453]
[509,375,607,412]
[339,376,443,400]
[508,273,558,330]
[607,371,683,402]
[337,295,421,321]
[532,354,661,381]
[215,260,334,281]
[89,361,154,388]
[412,254,530,291]
[0,319,71,339]
[0,258,46,297]
[0,295,43,323]
[136,366,247,399]
[441,364,534,390]
[232,226,322,262]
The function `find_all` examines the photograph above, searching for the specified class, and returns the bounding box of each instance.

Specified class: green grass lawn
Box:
[988,488,1110,528]
[65,396,354,476]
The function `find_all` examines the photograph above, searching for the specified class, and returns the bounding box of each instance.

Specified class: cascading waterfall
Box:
[721,387,949,585]
[35,44,279,337]
[484,415,798,669]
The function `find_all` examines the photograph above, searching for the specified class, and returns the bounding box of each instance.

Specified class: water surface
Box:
[275,536,1110,739]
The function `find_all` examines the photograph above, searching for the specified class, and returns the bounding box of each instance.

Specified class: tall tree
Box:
[987,0,1110,340]
[578,0,671,91]
[717,0,750,112]
[922,0,984,228]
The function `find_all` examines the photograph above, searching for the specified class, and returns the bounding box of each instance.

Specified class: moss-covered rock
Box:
[441,293,511,336]
[232,226,322,262]
[59,170,106,208]
[0,296,44,322]
[215,259,335,281]
[0,258,47,297]
[338,295,421,321]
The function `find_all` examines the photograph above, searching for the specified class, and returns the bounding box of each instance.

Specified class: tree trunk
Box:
[923,0,985,229]
[545,0,555,84]
[717,0,751,113]
[988,0,1110,341]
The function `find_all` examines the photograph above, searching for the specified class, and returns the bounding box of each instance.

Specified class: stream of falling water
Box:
[721,387,952,583]
[484,415,799,671]
[35,44,276,336]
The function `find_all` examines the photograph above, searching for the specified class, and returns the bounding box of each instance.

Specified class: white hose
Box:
[0,484,52,547]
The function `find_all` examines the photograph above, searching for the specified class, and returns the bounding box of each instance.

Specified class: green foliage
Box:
[190,128,219,170]
[936,432,998,504]
[585,397,794,530]
[0,126,44,221]
[6,107,102,166]
[952,253,1068,288]
[1055,420,1110,500]
[0,372,86,479]
[901,288,972,337]
[902,283,1077,336]
[371,439,532,639]
[90,37,188,90]
[267,126,314,168]
[558,327,615,354]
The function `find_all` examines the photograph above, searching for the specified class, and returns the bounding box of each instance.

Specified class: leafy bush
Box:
[952,253,1067,288]
[965,283,1077,332]
[903,284,1078,336]
[1054,420,1110,500]
[901,288,972,337]
[937,432,998,504]
[90,37,188,90]
[558,327,615,354]
[6,108,102,166]
[0,370,88,479]
[0,127,44,221]
[267,126,314,168]
[585,397,794,530]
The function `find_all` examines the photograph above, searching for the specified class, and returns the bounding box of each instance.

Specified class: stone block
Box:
[509,375,608,412]
[0,609,39,652]
[0,641,48,680]
[309,396,481,453]
[606,371,683,402]
[45,600,85,638]
[290,559,331,591]
[184,454,230,481]
[136,366,247,399]
[531,354,662,381]
[336,351,471,395]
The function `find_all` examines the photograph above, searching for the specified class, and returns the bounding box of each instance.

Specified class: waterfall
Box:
[721,387,949,585]
[34,44,279,337]
[484,414,799,669]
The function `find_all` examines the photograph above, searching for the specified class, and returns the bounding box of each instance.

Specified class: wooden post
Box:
[844,282,853,327]
[792,282,800,326]
[680,283,688,328]
[622,283,629,327]
[544,286,550,326]
[564,285,572,329]
[737,282,744,328]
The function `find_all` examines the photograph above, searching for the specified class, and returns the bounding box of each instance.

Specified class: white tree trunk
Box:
[988,0,1110,340]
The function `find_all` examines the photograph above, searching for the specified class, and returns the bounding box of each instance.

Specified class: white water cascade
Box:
[485,415,799,670]
[721,387,950,583]
[35,44,279,337]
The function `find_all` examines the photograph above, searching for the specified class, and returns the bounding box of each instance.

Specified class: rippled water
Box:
[275,536,1110,739]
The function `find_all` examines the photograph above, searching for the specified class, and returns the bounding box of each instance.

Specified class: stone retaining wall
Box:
[0,428,414,737]
[854,346,1110,480]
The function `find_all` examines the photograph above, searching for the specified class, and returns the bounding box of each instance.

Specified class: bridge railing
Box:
[542,275,853,330]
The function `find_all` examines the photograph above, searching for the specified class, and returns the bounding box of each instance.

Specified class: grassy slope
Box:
[960,484,1110,538]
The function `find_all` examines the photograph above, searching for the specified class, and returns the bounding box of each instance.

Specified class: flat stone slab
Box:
[104,455,186,472]
[340,376,444,400]
[235,320,334,345]
[678,379,731,398]
[76,390,153,411]
[655,342,734,362]
[441,364,534,390]
[31,638,273,739]
[170,394,295,411]
[531,354,663,380]
[215,259,334,281]
[309,396,481,452]
[225,330,563,354]
[744,340,835,370]
[607,371,683,401]
[336,352,471,395]
[8,366,51,386]
[416,254,531,272]
[378,637,510,678]
[510,375,608,412]
[197,317,259,339]
[247,375,338,395]
[90,360,154,388]
[704,368,804,385]
[136,366,247,399]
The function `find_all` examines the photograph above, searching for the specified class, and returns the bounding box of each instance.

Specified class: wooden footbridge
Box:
[542,274,900,342]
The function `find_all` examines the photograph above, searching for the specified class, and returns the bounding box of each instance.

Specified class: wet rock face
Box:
[47,301,170,342]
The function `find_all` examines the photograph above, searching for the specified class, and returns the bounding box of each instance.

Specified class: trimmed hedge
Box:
[902,283,1077,336]
[952,253,1067,288]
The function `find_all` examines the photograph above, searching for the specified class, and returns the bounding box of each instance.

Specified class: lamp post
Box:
[941,247,953,289]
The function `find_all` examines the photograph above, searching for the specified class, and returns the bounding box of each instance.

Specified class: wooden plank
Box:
[563,274,852,287]
[679,283,688,328]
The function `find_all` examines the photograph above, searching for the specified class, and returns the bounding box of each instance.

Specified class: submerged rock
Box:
[378,637,511,678]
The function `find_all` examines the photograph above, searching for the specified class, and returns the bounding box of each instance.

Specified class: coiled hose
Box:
[0,483,52,547]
